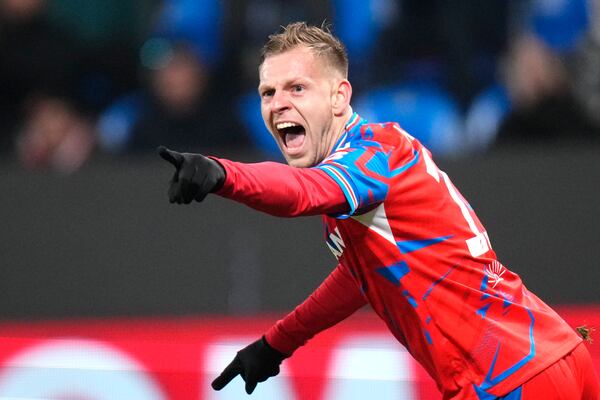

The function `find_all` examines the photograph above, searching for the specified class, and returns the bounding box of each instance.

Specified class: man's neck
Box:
[330,107,354,149]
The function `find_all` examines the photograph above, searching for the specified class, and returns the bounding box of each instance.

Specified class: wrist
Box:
[207,156,229,194]
[264,326,298,357]
[261,335,289,360]
[207,157,226,192]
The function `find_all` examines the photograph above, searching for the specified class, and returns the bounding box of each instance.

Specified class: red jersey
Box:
[215,113,582,398]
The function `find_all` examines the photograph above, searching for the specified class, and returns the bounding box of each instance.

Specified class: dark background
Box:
[2,0,600,321]
[2,142,598,320]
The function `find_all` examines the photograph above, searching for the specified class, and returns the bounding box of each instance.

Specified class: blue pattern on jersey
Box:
[365,146,390,175]
[474,270,537,390]
[422,265,456,301]
[397,235,453,254]
[477,309,536,391]
[476,303,493,319]
[480,275,492,300]
[390,149,420,176]
[319,164,360,213]
[424,329,433,345]
[474,384,522,400]
[402,290,418,308]
[376,261,410,286]
[317,113,390,218]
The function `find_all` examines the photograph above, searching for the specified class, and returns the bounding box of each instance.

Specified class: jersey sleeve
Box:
[212,158,349,217]
[264,263,367,355]
[315,138,390,218]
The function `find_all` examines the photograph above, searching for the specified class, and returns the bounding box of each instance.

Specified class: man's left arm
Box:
[211,263,367,394]
[264,262,367,355]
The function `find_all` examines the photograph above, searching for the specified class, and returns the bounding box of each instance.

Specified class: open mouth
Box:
[276,122,306,152]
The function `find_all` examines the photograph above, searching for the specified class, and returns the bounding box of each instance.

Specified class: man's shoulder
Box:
[343,120,414,154]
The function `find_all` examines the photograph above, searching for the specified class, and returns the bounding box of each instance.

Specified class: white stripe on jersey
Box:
[351,203,396,246]
[440,171,479,235]
[320,165,359,212]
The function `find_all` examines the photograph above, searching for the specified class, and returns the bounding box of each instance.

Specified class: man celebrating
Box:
[158,22,599,399]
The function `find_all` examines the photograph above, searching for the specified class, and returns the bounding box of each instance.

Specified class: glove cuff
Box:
[261,336,289,361]
[206,156,227,192]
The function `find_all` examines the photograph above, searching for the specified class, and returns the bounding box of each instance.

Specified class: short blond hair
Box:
[260,22,349,78]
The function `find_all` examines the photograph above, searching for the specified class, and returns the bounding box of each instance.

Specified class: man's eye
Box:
[292,85,303,92]
[262,90,274,98]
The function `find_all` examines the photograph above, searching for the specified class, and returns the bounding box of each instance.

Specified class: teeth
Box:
[276,122,299,130]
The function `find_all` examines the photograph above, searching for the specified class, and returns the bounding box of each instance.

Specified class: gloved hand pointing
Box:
[211,336,288,394]
[157,146,225,204]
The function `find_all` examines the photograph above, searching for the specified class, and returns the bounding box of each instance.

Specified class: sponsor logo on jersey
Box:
[326,227,346,259]
[484,260,505,288]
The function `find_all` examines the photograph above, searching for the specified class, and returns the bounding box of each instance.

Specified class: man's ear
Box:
[332,79,352,116]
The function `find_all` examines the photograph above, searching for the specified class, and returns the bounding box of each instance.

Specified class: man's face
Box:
[259,46,343,168]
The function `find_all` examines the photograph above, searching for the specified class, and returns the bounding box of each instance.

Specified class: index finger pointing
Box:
[157,146,184,169]
[211,361,242,391]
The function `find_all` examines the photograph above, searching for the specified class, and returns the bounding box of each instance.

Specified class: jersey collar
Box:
[330,112,366,154]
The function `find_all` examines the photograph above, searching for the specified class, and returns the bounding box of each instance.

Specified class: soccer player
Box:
[157,22,599,399]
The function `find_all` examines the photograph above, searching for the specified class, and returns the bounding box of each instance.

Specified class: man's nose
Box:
[271,91,290,113]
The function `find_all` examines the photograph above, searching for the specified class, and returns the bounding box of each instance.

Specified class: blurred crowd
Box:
[1,0,599,173]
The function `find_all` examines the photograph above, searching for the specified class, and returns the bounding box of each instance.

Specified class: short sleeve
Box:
[315,139,390,218]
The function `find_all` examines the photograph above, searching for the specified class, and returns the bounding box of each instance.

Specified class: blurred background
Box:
[0,0,599,398]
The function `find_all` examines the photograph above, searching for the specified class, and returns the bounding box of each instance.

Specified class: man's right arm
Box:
[214,158,350,217]
[157,147,349,215]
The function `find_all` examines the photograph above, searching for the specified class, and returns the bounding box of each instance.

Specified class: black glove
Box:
[211,336,288,395]
[157,146,225,204]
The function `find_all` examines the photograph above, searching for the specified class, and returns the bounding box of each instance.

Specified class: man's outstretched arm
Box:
[214,158,349,217]
[211,263,366,393]
[157,147,349,216]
